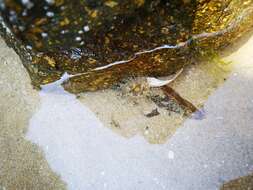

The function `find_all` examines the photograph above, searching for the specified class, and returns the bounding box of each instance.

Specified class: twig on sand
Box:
[161,85,199,115]
[147,69,201,116]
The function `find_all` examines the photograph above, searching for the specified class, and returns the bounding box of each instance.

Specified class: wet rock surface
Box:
[0,0,253,93]
[221,174,253,190]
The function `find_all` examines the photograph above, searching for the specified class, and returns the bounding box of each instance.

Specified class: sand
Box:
[76,53,231,143]
[0,38,66,190]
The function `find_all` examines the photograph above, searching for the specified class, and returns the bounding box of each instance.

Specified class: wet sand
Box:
[0,38,66,190]
[78,58,231,144]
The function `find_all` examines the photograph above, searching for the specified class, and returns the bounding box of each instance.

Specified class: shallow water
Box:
[24,35,253,190]
[0,30,252,190]
[0,1,253,188]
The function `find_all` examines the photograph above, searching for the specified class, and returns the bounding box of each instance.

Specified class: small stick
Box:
[161,85,198,114]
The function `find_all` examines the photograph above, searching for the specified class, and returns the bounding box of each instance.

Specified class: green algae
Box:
[0,0,253,93]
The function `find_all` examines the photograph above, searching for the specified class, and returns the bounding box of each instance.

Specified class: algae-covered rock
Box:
[0,0,253,93]
[220,174,253,190]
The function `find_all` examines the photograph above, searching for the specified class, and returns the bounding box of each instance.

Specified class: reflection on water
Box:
[26,35,253,189]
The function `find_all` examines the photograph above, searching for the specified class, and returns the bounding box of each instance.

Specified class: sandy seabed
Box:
[0,37,66,189]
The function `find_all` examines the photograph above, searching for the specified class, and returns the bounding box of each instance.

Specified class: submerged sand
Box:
[79,51,231,144]
[0,38,66,190]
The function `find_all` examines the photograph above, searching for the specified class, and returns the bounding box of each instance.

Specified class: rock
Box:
[0,0,253,93]
[220,173,253,190]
